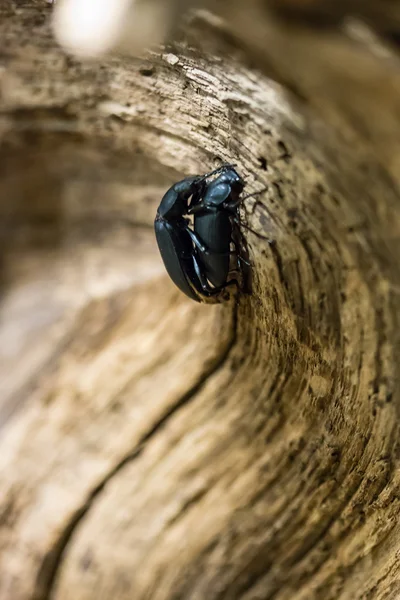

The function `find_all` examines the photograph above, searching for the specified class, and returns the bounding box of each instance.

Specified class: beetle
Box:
[154,166,239,302]
[188,166,245,289]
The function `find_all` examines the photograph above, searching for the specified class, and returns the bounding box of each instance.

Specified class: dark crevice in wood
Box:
[268,241,289,296]
[34,302,239,600]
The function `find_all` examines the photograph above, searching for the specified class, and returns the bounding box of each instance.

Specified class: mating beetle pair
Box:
[154,165,249,303]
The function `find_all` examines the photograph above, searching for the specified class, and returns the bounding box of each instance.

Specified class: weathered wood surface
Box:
[0,1,399,599]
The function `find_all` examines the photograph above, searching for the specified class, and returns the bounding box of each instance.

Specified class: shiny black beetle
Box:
[188,167,245,288]
[154,165,245,303]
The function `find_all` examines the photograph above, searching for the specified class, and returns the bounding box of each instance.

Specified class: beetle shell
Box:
[192,169,244,288]
[155,217,200,301]
[154,166,245,303]
[194,210,232,288]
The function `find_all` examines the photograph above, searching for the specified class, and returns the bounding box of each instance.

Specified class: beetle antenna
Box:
[241,186,269,216]
[241,186,268,201]
[225,186,268,213]
[234,216,273,242]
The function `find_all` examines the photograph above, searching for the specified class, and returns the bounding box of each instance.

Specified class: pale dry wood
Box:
[0,2,399,600]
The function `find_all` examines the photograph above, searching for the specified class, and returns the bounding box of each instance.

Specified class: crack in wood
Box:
[34,303,239,600]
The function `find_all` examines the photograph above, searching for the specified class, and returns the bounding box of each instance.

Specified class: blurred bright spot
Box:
[52,0,173,58]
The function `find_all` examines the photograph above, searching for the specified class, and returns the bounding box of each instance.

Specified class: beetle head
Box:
[215,167,244,190]
[203,167,244,207]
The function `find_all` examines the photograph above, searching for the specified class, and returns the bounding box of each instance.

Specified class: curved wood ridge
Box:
[0,2,399,599]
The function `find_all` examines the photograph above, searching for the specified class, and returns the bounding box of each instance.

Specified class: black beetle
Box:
[154,166,239,302]
[188,166,245,288]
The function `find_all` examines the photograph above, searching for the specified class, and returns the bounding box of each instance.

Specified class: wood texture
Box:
[0,1,399,599]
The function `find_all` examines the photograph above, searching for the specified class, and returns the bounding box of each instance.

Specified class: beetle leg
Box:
[186,227,231,257]
[241,187,269,201]
[232,215,273,242]
[192,256,238,296]
[187,182,208,212]
[223,186,269,211]
[192,256,223,296]
[187,200,208,215]
[238,256,250,269]
[231,239,251,267]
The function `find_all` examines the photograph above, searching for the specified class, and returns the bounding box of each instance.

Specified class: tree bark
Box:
[1,2,399,600]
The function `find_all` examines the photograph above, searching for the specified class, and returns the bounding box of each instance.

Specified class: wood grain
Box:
[0,2,399,599]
